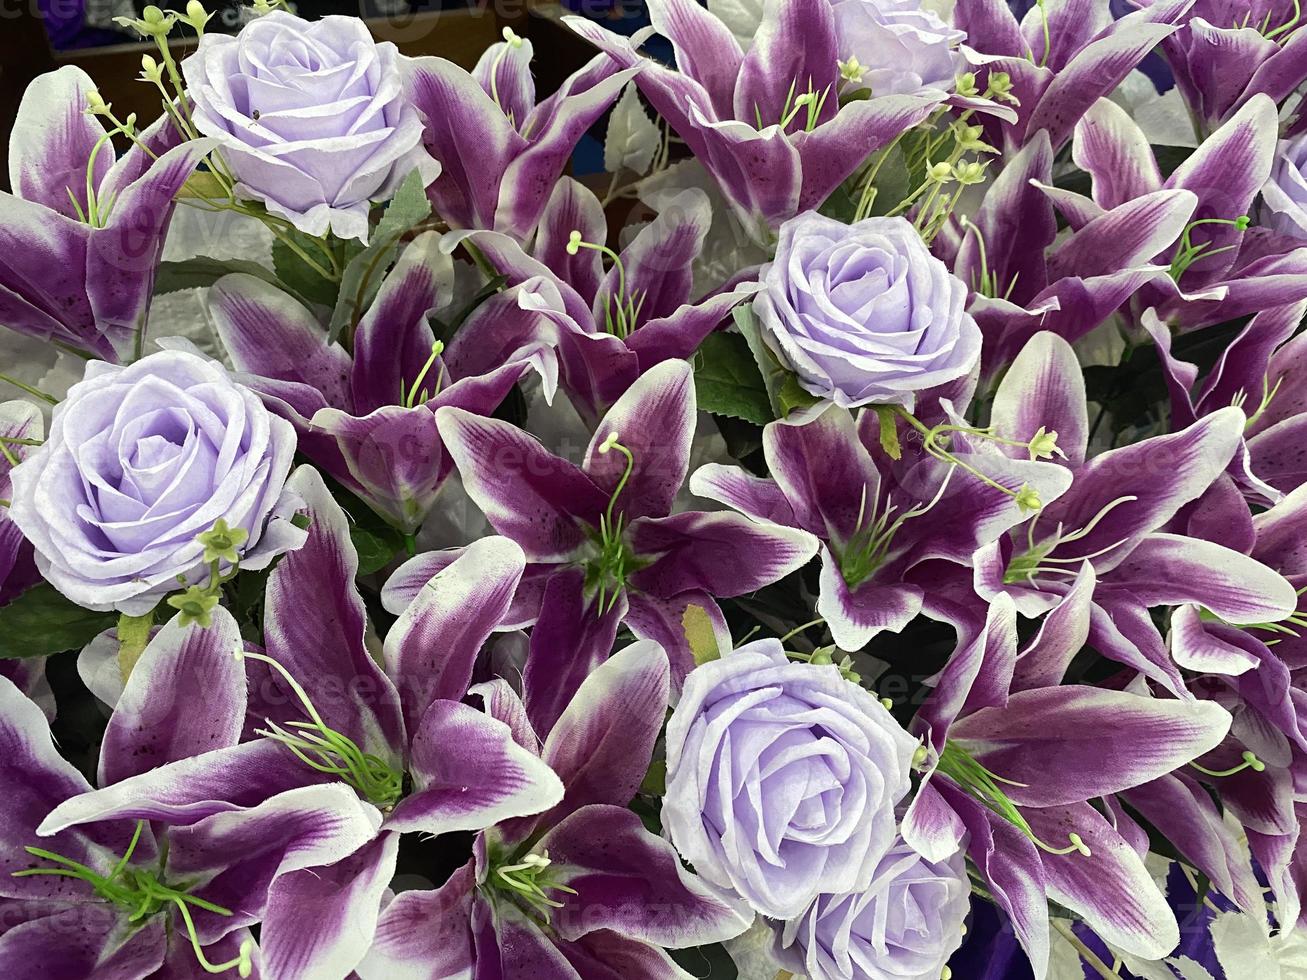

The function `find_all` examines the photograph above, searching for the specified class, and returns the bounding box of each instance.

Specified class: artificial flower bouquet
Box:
[1,0,1306,977]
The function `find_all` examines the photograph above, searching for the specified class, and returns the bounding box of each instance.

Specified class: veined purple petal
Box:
[435,407,609,561]
[1072,97,1162,210]
[956,133,1055,308]
[1170,605,1265,676]
[555,931,697,980]
[951,686,1231,806]
[934,778,1049,978]
[646,0,743,118]
[260,833,398,980]
[382,536,525,732]
[1104,532,1297,624]
[1024,21,1178,151]
[1123,772,1263,914]
[521,568,626,739]
[472,36,536,131]
[628,510,818,597]
[583,359,695,522]
[542,804,753,947]
[626,283,762,368]
[210,275,353,410]
[262,467,405,764]
[1087,597,1189,697]
[385,700,562,836]
[1024,802,1178,959]
[534,640,669,831]
[162,783,383,941]
[687,463,800,528]
[1046,189,1196,282]
[1011,562,1095,691]
[623,589,731,688]
[356,862,475,980]
[0,906,165,980]
[350,233,453,415]
[989,332,1088,466]
[817,547,924,651]
[764,404,879,543]
[98,606,246,786]
[595,189,710,329]
[535,178,605,305]
[1037,407,1244,571]
[8,66,109,220]
[734,0,837,132]
[406,55,525,231]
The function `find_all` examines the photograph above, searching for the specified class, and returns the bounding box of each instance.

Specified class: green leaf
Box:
[328,169,433,342]
[153,256,294,298]
[0,585,117,659]
[693,332,773,425]
[778,373,821,416]
[350,525,403,576]
[682,602,724,666]
[272,228,344,309]
[731,305,787,419]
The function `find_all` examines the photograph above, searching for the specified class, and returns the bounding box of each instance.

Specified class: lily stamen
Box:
[401,340,446,408]
[567,231,644,339]
[589,431,638,614]
[1190,750,1266,778]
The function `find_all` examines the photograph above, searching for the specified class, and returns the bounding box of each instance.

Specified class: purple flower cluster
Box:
[0,0,1306,978]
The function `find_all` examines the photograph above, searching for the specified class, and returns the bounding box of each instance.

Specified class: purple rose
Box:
[8,349,304,615]
[756,212,981,408]
[775,838,971,980]
[830,0,965,96]
[1263,134,1307,239]
[663,639,917,919]
[182,12,438,242]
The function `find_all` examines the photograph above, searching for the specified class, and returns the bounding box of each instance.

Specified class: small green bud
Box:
[183,0,212,27]
[140,54,162,82]
[1027,426,1063,461]
[954,72,979,97]
[1015,483,1042,514]
[197,517,248,565]
[85,89,110,115]
[839,56,867,83]
[167,586,220,628]
[928,161,954,183]
[952,160,988,185]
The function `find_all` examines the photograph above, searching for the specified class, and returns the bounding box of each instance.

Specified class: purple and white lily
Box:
[954,0,1192,153]
[1134,0,1307,134]
[898,576,1235,977]
[208,233,555,531]
[440,184,760,419]
[974,332,1297,696]
[407,33,637,240]
[1,67,211,361]
[0,401,41,607]
[357,640,753,980]
[691,392,1072,651]
[39,466,562,979]
[566,0,947,238]
[2,608,382,980]
[427,358,817,710]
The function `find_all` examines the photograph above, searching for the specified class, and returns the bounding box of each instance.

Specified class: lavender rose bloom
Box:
[9,349,305,615]
[755,212,981,408]
[830,0,965,96]
[663,639,917,919]
[1263,134,1307,239]
[182,12,438,242]
[776,839,970,980]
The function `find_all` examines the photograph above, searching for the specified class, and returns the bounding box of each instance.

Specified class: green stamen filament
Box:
[1191,751,1265,778]
[401,340,446,408]
[1263,0,1300,39]
[1169,215,1251,281]
[567,232,644,340]
[1004,495,1137,585]
[589,432,637,614]
[238,650,404,808]
[937,742,1092,858]
[839,477,949,589]
[13,821,253,976]
[961,217,1021,300]
[890,408,1046,511]
[492,851,578,920]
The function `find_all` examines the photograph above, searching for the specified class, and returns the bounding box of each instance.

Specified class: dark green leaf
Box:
[732,306,786,418]
[328,169,434,342]
[153,255,301,300]
[0,585,117,659]
[351,525,403,576]
[694,332,773,425]
[272,228,345,309]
